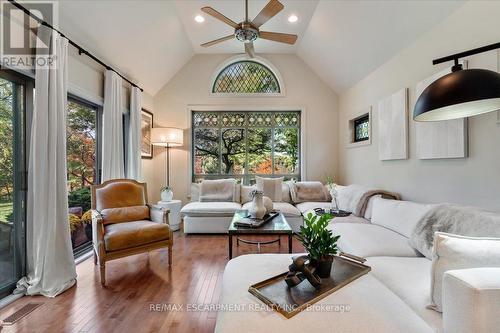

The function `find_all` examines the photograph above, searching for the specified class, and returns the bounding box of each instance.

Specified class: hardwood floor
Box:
[0,231,305,333]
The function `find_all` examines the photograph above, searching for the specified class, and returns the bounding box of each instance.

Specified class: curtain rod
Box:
[7,0,144,92]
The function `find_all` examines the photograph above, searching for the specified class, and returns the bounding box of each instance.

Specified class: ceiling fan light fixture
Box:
[288,14,298,23]
[194,15,205,23]
[235,26,259,43]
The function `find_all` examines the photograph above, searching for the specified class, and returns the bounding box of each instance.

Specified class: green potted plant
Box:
[296,212,340,278]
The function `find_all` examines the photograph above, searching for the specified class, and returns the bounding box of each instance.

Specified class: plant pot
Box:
[84,223,92,241]
[161,189,173,201]
[314,256,334,278]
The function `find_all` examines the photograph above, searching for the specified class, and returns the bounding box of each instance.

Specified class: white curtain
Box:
[102,70,125,181]
[16,26,76,297]
[126,87,142,180]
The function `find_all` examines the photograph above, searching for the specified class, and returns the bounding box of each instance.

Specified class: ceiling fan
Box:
[200,0,298,58]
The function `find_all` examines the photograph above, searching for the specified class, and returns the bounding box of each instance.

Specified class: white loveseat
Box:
[215,198,500,333]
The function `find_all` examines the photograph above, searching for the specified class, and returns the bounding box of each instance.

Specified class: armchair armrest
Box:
[443,267,500,333]
[149,205,170,225]
[91,209,106,257]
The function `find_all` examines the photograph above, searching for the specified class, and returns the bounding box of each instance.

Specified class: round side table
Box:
[156,199,182,231]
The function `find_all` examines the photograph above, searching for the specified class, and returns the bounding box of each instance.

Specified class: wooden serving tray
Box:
[248,255,371,318]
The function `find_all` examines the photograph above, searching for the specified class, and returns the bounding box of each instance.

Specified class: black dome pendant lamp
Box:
[414,42,500,121]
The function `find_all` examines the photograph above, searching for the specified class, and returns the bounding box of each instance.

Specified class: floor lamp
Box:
[151,127,183,188]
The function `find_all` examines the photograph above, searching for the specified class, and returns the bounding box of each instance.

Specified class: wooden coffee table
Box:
[228,210,293,259]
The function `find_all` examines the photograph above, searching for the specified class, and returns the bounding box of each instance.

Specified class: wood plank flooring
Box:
[0,231,305,333]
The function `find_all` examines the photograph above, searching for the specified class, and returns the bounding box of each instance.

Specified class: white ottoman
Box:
[215,254,433,333]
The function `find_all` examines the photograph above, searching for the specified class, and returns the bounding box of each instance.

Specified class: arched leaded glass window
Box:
[212,61,281,94]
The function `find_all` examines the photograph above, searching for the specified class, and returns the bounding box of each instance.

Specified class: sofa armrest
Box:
[443,267,500,333]
[149,205,170,225]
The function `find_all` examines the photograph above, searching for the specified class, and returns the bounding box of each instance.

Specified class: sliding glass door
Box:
[67,96,100,257]
[0,70,31,297]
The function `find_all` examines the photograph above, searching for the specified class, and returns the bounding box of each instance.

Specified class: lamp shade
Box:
[151,127,183,147]
[414,68,500,121]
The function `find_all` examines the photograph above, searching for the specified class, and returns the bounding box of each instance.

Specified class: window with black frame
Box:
[353,114,370,142]
[66,97,101,256]
[192,111,301,185]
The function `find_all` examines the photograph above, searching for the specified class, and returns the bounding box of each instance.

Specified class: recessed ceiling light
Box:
[288,15,298,23]
[194,15,205,23]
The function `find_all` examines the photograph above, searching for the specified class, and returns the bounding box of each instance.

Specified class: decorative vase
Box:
[161,188,173,201]
[249,190,266,219]
[313,255,334,278]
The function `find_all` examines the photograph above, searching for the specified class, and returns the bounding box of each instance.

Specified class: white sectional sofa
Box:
[181,183,382,234]
[181,182,335,233]
[215,197,500,333]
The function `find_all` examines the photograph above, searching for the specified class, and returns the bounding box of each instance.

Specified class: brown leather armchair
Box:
[91,179,173,285]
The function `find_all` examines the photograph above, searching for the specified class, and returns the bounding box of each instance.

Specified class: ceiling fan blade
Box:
[201,35,234,47]
[201,7,239,28]
[252,0,284,28]
[245,42,255,58]
[259,31,298,45]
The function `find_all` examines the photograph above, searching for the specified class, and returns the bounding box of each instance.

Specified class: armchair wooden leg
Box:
[168,243,172,267]
[100,263,106,286]
[93,251,97,265]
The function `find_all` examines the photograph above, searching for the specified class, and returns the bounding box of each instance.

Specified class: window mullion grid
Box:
[271,125,275,178]
[244,124,249,185]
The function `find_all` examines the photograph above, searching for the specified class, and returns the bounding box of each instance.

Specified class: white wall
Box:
[338,1,500,211]
[146,53,339,203]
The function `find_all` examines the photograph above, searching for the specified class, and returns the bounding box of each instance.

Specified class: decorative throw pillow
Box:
[199,179,237,202]
[371,198,434,238]
[240,185,256,204]
[429,232,500,312]
[288,181,329,203]
[256,177,283,202]
[410,204,500,259]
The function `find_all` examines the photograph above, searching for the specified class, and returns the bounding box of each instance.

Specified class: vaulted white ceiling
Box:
[58,0,465,95]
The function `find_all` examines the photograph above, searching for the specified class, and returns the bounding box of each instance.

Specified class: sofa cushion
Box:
[295,201,332,214]
[199,179,239,202]
[281,183,292,203]
[288,181,329,203]
[240,185,256,204]
[190,183,200,201]
[256,176,283,202]
[329,223,421,258]
[180,202,242,217]
[100,205,150,225]
[242,202,301,217]
[104,220,170,251]
[363,195,381,220]
[371,198,434,238]
[430,232,500,312]
[367,256,441,330]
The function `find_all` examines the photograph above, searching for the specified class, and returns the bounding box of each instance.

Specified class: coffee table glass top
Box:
[228,210,292,234]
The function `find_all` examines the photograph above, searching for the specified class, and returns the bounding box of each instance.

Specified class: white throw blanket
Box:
[337,185,400,217]
[410,204,500,259]
[199,179,236,202]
